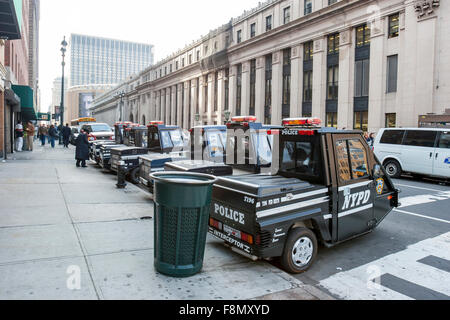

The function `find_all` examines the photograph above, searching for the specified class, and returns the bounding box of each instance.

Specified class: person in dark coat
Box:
[62,123,72,148]
[48,125,58,149]
[75,129,90,167]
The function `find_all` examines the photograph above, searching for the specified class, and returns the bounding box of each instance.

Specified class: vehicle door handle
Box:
[430,152,433,159]
[436,153,439,159]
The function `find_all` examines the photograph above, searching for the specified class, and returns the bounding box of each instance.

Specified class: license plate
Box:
[223,224,241,238]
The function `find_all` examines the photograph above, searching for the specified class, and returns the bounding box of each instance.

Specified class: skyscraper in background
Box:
[69,34,154,87]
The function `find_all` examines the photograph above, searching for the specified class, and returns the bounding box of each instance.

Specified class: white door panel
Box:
[433,132,450,178]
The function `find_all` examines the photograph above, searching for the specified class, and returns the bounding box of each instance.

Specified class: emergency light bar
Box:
[282,118,322,127]
[231,116,257,123]
[147,121,164,127]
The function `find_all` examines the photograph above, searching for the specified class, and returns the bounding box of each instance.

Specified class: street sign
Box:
[37,113,51,121]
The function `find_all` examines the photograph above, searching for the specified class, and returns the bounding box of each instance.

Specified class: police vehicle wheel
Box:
[129,168,140,185]
[384,160,402,178]
[280,228,317,274]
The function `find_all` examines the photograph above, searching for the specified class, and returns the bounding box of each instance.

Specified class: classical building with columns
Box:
[91,0,449,133]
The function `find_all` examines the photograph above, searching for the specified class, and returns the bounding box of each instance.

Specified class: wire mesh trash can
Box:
[150,172,218,277]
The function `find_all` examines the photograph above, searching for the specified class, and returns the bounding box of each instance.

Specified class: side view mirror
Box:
[373,164,382,178]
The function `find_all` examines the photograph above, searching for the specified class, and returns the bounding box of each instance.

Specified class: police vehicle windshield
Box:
[279,137,324,184]
[160,129,185,149]
[252,132,273,165]
[206,130,227,157]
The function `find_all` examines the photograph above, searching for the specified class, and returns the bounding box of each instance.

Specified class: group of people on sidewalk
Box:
[36,123,72,148]
[14,121,35,152]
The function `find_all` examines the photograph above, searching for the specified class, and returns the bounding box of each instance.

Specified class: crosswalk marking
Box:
[319,232,450,300]
[399,191,450,208]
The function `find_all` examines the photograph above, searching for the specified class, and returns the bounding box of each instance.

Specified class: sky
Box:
[39,0,263,112]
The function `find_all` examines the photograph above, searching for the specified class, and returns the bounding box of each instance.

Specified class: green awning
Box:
[12,85,37,121]
[0,0,21,40]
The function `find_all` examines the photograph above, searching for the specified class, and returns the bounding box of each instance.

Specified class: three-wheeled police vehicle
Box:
[208,118,399,273]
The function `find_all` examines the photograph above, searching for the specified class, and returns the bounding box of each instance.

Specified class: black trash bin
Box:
[150,172,217,277]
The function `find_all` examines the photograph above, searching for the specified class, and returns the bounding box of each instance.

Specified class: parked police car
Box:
[208,118,399,273]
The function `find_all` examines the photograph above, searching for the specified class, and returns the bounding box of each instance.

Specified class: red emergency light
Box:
[147,121,164,127]
[231,116,257,123]
[282,118,322,127]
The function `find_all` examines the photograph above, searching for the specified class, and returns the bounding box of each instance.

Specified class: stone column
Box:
[271,51,283,125]
[190,79,198,128]
[177,84,183,127]
[171,85,177,125]
[150,91,156,121]
[241,61,250,116]
[368,20,386,133]
[217,70,225,125]
[312,37,327,122]
[207,73,214,125]
[160,90,166,122]
[337,28,354,130]
[183,81,190,129]
[198,76,205,125]
[155,91,161,121]
[228,65,237,117]
[165,88,171,125]
[255,56,265,122]
[290,45,303,118]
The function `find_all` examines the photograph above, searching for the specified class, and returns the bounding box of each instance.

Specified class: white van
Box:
[373,128,449,179]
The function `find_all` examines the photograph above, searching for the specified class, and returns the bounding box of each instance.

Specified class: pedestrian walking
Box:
[25,121,35,151]
[62,123,71,148]
[57,123,63,145]
[14,121,24,152]
[368,133,375,147]
[48,125,58,149]
[38,125,48,146]
[75,129,90,168]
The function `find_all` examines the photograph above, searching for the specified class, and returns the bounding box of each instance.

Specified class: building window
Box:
[328,0,338,5]
[189,54,192,64]
[327,65,339,100]
[236,64,242,116]
[196,78,199,114]
[354,59,370,97]
[387,55,398,93]
[266,15,272,31]
[385,113,396,128]
[304,41,313,61]
[304,0,312,15]
[237,30,242,44]
[176,61,179,70]
[356,24,371,47]
[204,75,208,113]
[197,51,200,61]
[354,111,369,132]
[250,23,256,38]
[182,58,185,67]
[249,59,256,116]
[204,46,208,54]
[282,48,291,118]
[303,70,313,103]
[283,7,291,24]
[169,64,172,73]
[389,13,400,38]
[328,33,340,55]
[326,112,338,128]
[265,54,272,124]
[165,67,167,75]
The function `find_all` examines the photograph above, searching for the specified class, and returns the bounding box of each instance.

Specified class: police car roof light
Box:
[298,130,316,136]
[267,129,280,135]
[231,116,257,123]
[147,121,164,127]
[282,118,322,127]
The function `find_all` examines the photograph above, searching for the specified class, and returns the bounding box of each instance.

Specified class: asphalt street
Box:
[293,176,450,300]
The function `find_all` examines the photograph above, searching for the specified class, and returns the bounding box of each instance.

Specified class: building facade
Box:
[1,0,38,157]
[91,0,450,134]
[69,34,154,87]
[65,84,115,124]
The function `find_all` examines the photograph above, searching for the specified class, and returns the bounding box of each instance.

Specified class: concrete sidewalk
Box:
[0,142,334,300]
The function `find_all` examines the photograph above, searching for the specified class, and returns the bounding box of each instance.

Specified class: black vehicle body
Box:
[208,126,399,272]
[99,143,124,170]
[225,120,283,173]
[190,125,227,162]
[147,124,189,155]
[69,126,80,146]
[123,125,148,148]
[139,154,187,192]
[90,140,117,163]
[165,160,233,176]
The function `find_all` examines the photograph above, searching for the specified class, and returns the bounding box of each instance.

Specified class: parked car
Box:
[81,123,114,142]
[373,128,450,179]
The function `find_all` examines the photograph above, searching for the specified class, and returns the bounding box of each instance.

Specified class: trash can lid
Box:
[150,171,218,186]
